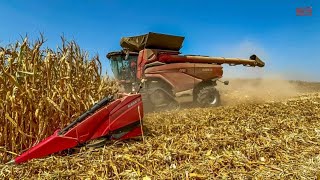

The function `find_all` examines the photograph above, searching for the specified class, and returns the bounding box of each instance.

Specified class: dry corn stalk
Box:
[0,36,119,163]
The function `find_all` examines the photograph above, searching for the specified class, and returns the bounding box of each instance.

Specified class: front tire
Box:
[196,86,221,107]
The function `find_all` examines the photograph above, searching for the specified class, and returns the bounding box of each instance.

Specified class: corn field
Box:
[1,92,320,179]
[0,36,118,163]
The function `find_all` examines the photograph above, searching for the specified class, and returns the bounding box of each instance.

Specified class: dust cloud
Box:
[217,74,301,106]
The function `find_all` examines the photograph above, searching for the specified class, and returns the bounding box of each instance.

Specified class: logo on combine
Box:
[201,68,212,72]
[296,6,312,16]
[127,98,141,108]
[179,68,187,73]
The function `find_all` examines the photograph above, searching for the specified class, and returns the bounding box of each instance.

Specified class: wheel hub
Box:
[208,95,217,105]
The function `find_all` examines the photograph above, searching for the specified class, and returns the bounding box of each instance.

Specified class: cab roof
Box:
[106,51,139,59]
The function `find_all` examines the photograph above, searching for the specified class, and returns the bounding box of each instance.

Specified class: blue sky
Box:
[0,0,319,81]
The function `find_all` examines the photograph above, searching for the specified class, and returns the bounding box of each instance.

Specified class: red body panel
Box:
[109,96,143,131]
[144,63,222,93]
[90,99,121,139]
[136,50,146,79]
[136,49,224,80]
[63,107,111,142]
[12,94,143,164]
[134,49,224,94]
[14,130,78,164]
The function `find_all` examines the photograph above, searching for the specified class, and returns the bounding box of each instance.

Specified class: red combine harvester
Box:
[107,32,265,111]
[9,32,265,164]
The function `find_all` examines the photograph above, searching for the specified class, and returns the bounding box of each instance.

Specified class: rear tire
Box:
[196,86,221,107]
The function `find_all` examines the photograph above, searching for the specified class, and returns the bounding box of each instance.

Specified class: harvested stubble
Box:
[0,37,118,163]
[1,91,319,179]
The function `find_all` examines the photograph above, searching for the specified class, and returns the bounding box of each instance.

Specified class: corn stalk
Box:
[0,36,119,163]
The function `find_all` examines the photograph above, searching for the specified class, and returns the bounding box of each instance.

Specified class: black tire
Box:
[196,86,221,107]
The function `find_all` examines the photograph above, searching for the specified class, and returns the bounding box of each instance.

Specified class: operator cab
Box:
[107,51,139,82]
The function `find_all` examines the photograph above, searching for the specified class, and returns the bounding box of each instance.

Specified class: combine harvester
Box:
[8,32,265,164]
[107,32,265,111]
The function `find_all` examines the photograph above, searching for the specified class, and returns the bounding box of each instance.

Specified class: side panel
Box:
[14,130,79,164]
[145,73,201,93]
[109,95,143,132]
[64,106,112,143]
[144,63,223,93]
[137,49,180,79]
[136,50,145,79]
[90,99,122,139]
